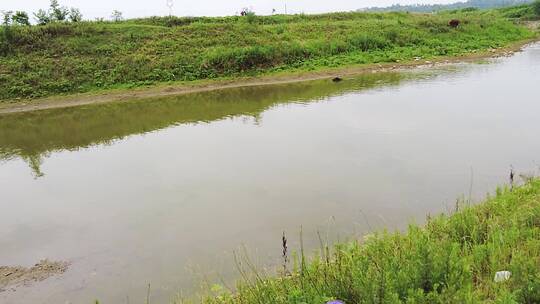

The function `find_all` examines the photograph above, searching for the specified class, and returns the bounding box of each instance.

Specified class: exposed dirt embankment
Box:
[0,260,69,293]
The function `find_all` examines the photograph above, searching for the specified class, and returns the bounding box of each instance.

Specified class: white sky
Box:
[2,0,458,20]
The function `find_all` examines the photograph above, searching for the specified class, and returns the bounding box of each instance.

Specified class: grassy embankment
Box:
[498,2,540,20]
[0,6,538,101]
[196,179,540,304]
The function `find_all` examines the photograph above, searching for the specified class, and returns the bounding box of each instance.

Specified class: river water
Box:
[1,43,540,303]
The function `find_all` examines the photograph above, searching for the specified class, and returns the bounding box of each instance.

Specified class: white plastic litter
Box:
[494,271,511,282]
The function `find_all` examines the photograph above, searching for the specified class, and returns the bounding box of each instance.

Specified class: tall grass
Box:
[0,7,536,100]
[196,180,540,304]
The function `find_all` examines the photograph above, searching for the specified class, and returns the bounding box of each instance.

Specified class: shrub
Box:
[1,11,13,26]
[12,11,30,26]
[0,13,15,55]
[205,45,277,72]
[111,10,123,22]
[461,7,480,12]
[34,9,51,25]
[348,34,389,51]
[0,28,13,55]
[33,1,82,25]
[245,11,257,24]
[534,0,540,16]
[69,8,82,23]
[49,0,69,21]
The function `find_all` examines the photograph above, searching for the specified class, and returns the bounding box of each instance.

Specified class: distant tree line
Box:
[1,0,126,26]
[364,0,534,12]
[2,11,30,26]
[33,0,83,25]
[1,0,81,26]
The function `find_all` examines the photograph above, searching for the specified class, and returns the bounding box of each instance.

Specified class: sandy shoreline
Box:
[0,38,538,115]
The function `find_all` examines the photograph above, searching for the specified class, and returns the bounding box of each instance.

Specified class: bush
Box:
[245,11,257,24]
[69,8,82,23]
[49,0,69,21]
[0,27,13,55]
[34,9,51,25]
[33,0,82,25]
[534,0,540,16]
[111,10,123,22]
[0,12,15,55]
[205,45,278,73]
[348,34,389,51]
[12,11,30,26]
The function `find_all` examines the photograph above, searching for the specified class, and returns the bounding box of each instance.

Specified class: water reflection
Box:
[0,72,409,177]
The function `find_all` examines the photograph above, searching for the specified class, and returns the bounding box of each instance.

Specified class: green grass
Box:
[0,6,537,101]
[195,179,540,304]
[499,3,539,19]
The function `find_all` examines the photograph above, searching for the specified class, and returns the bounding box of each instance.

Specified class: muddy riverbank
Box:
[0,261,69,293]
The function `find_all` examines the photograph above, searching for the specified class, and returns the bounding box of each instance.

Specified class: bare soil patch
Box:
[523,20,540,30]
[0,260,69,293]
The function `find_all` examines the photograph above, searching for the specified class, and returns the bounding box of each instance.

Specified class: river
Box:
[1,43,540,303]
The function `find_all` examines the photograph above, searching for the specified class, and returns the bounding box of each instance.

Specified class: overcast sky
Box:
[2,0,458,20]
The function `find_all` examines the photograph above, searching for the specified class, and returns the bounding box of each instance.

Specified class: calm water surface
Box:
[1,43,540,303]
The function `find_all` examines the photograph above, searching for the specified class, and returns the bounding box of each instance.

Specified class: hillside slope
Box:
[0,8,535,100]
[365,0,533,13]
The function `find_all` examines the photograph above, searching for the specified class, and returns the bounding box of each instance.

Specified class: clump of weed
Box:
[197,179,540,304]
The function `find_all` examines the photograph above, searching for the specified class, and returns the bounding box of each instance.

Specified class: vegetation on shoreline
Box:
[0,5,537,101]
[364,0,534,13]
[196,179,540,304]
[499,1,540,19]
